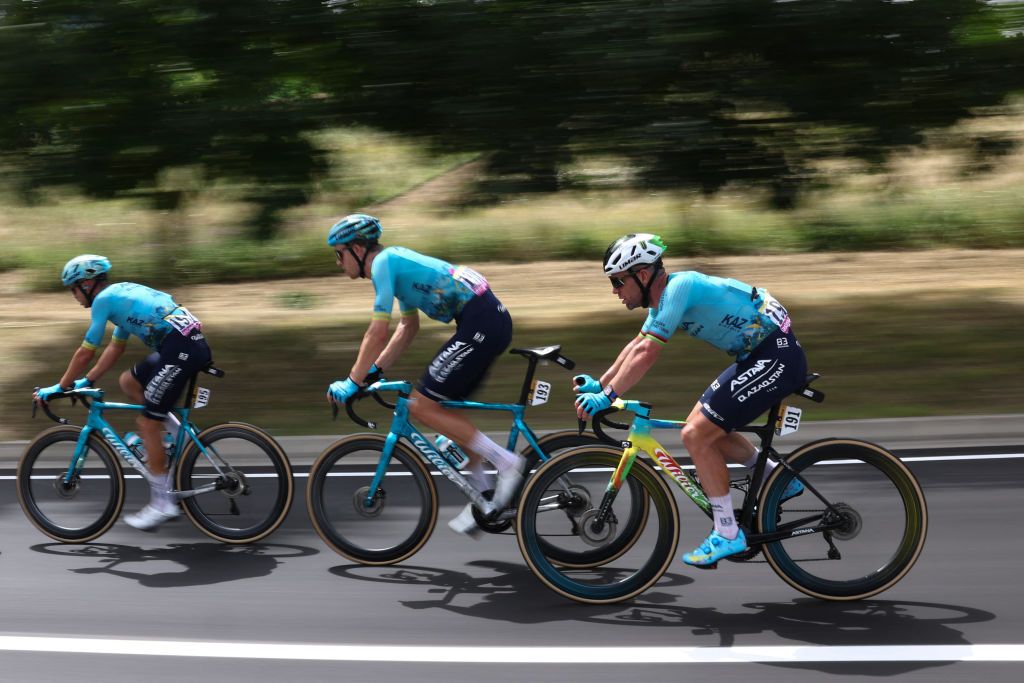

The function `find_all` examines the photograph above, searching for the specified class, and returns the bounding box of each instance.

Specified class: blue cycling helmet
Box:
[61,254,112,287]
[326,213,383,246]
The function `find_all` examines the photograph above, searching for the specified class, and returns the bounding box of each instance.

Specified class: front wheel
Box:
[516,446,679,604]
[758,438,928,600]
[307,434,438,565]
[17,425,125,542]
[176,422,294,543]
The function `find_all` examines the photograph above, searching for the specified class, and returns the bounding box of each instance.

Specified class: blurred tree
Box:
[2,0,1023,231]
[328,0,1024,204]
[0,0,334,247]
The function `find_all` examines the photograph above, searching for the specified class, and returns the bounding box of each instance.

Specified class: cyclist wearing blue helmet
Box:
[34,254,213,531]
[325,213,524,537]
[574,234,808,567]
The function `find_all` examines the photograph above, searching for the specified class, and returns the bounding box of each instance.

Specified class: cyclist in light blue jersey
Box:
[324,214,524,537]
[33,255,212,531]
[573,234,808,566]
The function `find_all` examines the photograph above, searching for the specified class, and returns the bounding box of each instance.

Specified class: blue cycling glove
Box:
[575,391,612,417]
[573,374,602,394]
[35,383,65,402]
[327,378,361,404]
[72,377,93,390]
[362,363,384,385]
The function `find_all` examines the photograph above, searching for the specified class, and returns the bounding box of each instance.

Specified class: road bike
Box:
[306,345,647,565]
[19,364,294,544]
[515,373,928,603]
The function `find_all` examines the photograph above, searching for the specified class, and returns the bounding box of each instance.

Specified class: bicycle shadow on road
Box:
[332,561,994,675]
[331,559,694,624]
[583,598,996,675]
[31,542,319,588]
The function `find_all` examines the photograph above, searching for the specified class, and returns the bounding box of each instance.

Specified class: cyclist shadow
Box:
[331,560,695,624]
[31,542,319,588]
[585,598,996,675]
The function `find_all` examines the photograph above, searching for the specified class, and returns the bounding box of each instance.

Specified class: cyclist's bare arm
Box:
[348,317,393,383]
[374,312,420,372]
[599,334,645,387]
[56,346,97,390]
[81,339,127,384]
[605,336,662,396]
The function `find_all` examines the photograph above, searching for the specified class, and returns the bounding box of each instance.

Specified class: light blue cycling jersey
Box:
[370,246,488,323]
[640,271,791,359]
[82,282,197,350]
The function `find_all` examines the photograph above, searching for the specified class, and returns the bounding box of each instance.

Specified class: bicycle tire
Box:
[176,422,294,543]
[307,434,438,565]
[518,431,650,568]
[758,438,928,600]
[17,425,125,542]
[516,446,679,604]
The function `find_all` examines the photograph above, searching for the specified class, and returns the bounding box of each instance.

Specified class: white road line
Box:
[3,452,1024,481]
[0,636,1020,663]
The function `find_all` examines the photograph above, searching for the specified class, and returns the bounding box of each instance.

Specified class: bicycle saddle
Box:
[509,345,575,370]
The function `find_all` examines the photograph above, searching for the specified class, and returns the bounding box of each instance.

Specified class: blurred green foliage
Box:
[2,0,1024,236]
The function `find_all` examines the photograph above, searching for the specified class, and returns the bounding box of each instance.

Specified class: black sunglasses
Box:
[609,275,627,288]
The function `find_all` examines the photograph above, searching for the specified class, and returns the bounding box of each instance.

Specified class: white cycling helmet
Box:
[602,233,666,275]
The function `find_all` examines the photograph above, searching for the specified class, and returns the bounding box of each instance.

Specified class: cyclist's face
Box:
[610,270,641,309]
[69,280,93,308]
[334,245,361,279]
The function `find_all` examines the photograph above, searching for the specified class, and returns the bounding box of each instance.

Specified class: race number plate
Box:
[775,404,801,436]
[529,380,551,406]
[192,386,211,409]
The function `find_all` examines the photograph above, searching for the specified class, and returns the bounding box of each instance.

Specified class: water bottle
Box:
[124,432,148,464]
[434,435,470,470]
[124,432,174,464]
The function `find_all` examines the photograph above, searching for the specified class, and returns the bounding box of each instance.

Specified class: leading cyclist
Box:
[324,214,525,537]
[573,234,808,566]
[32,255,213,531]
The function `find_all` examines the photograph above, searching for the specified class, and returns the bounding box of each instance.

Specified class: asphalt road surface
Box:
[1,434,1022,682]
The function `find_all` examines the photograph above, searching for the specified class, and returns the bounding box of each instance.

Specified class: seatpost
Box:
[517,357,540,406]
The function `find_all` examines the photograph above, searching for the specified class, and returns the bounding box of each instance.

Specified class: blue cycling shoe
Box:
[780,477,804,502]
[682,528,747,567]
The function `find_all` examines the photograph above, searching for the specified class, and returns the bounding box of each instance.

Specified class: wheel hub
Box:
[352,485,385,518]
[827,502,862,541]
[577,509,617,547]
[52,474,79,499]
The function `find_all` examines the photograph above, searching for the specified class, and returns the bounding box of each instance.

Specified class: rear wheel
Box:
[17,426,125,542]
[176,423,294,543]
[758,439,927,600]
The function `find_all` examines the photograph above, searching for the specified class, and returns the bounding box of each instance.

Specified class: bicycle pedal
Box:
[693,562,719,571]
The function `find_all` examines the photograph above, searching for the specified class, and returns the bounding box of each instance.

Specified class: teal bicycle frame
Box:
[352,379,558,518]
[52,386,229,501]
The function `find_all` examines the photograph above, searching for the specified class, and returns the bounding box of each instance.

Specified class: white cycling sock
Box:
[465,458,494,492]
[743,448,777,487]
[467,431,522,473]
[710,493,739,540]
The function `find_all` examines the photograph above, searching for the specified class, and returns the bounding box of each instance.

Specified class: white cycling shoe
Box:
[491,464,524,512]
[125,502,180,531]
[447,503,485,540]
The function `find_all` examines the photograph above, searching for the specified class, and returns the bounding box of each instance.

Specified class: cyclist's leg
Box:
[125,332,211,530]
[411,291,518,528]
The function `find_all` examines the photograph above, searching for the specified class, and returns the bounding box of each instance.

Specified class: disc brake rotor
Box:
[352,485,385,518]
[577,509,617,547]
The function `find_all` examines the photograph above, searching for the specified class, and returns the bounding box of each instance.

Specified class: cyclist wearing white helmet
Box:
[325,213,524,537]
[34,255,213,531]
[574,233,808,566]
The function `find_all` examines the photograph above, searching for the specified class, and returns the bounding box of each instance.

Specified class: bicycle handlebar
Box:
[330,379,402,430]
[31,390,91,425]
